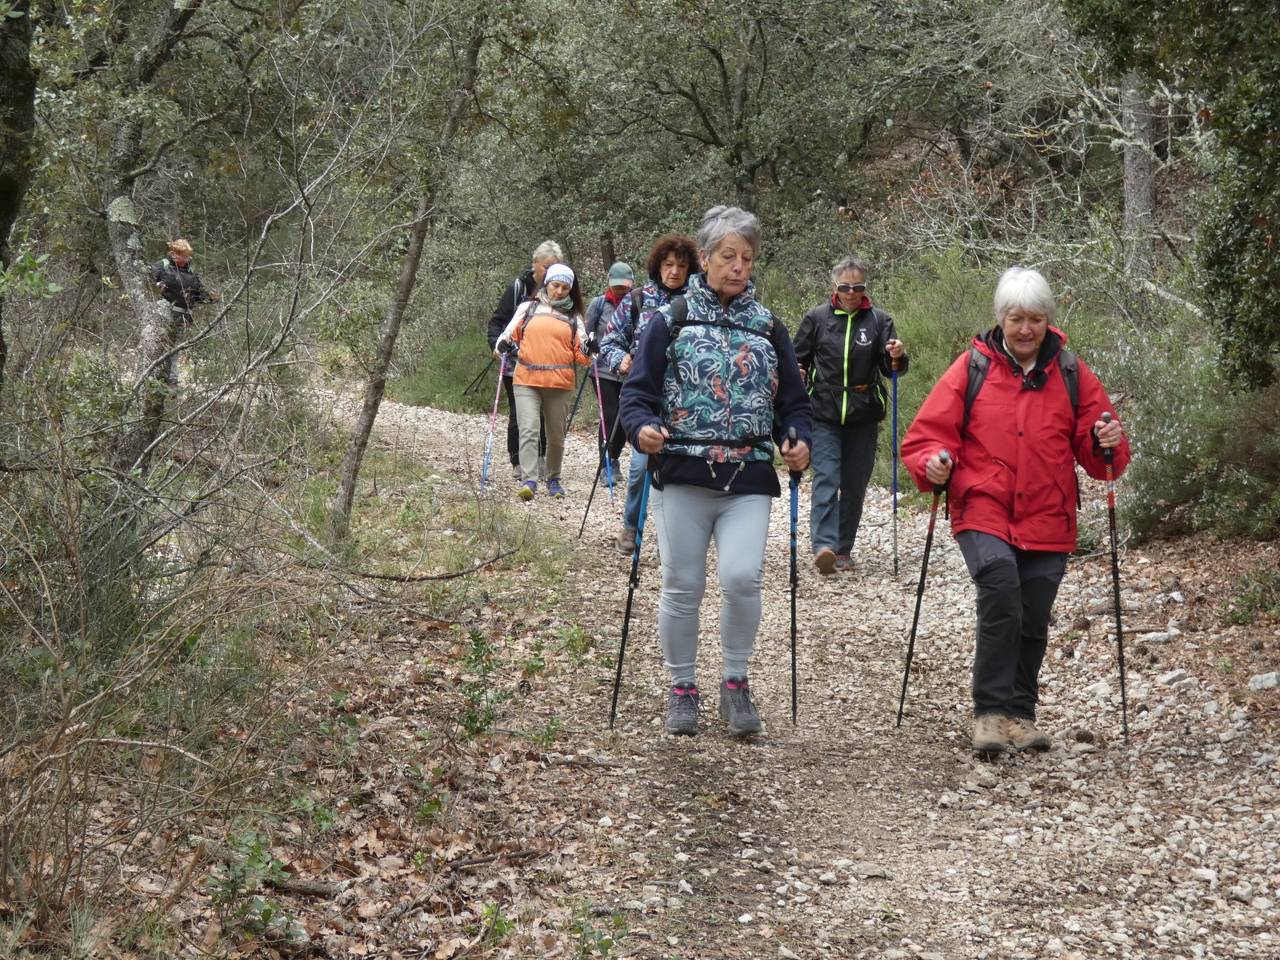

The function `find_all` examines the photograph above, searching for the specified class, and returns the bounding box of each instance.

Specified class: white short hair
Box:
[531,240,563,264]
[994,267,1056,324]
[831,256,870,283]
[696,206,761,256]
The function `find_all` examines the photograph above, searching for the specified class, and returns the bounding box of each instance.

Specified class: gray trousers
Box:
[651,484,772,686]
[809,419,880,555]
[513,385,570,481]
[956,531,1068,720]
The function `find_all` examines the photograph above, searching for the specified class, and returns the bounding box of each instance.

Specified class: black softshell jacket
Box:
[486,268,536,350]
[793,301,907,426]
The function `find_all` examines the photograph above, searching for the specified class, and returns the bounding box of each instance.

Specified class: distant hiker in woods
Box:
[494,263,590,500]
[900,266,1129,756]
[620,206,812,738]
[585,261,635,478]
[794,256,907,574]
[488,241,561,480]
[599,234,699,554]
[152,239,216,386]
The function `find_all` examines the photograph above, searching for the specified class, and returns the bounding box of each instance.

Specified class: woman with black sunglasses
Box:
[793,256,907,574]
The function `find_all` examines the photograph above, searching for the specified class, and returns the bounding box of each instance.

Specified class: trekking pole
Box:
[578,404,624,539]
[787,426,800,724]
[591,360,615,502]
[895,449,949,727]
[463,356,495,396]
[891,357,900,577]
[609,465,653,729]
[565,367,591,430]
[1100,412,1130,741]
[479,356,506,491]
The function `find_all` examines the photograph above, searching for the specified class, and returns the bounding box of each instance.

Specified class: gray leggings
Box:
[651,484,772,686]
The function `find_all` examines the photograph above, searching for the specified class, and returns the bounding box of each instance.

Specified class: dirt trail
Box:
[317,390,1278,960]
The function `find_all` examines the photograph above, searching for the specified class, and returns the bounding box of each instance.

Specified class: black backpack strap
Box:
[631,288,644,327]
[1057,347,1082,508]
[669,294,687,327]
[1058,347,1079,414]
[961,346,989,434]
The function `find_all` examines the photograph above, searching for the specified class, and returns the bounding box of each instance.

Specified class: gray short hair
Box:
[531,240,563,264]
[993,266,1056,324]
[830,256,870,283]
[696,206,761,257]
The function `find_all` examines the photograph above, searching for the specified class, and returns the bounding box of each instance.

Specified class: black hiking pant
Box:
[596,377,626,466]
[956,531,1068,721]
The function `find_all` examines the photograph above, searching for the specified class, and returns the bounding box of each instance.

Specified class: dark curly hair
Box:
[645,233,699,286]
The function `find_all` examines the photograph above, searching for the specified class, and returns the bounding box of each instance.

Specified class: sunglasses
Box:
[835,283,867,294]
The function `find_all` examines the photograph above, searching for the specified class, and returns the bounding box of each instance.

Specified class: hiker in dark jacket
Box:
[794,256,906,574]
[901,266,1129,756]
[151,238,216,387]
[152,239,213,315]
[487,241,561,479]
[584,261,635,477]
[620,206,811,739]
[599,234,699,554]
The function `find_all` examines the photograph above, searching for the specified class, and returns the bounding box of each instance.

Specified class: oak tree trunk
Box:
[330,29,484,537]
[0,0,38,396]
[1122,73,1156,280]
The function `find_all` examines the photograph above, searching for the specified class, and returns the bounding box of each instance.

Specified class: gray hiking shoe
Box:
[1006,716,1051,751]
[665,684,700,736]
[616,526,637,555]
[719,677,763,737]
[972,713,1010,755]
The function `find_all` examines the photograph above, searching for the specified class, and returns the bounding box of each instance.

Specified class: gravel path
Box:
[327,388,1279,960]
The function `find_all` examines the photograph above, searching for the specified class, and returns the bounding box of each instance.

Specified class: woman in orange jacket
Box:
[495,263,591,499]
[901,266,1130,756]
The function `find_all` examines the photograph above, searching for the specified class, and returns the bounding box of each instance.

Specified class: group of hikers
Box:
[482,204,1131,756]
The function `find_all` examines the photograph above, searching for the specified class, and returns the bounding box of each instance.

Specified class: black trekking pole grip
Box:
[932,449,951,493]
[896,448,950,728]
[1100,411,1114,464]
[786,426,802,483]
[1098,411,1130,740]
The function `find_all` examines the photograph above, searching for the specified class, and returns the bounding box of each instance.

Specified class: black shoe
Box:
[665,684,700,736]
[719,677,762,736]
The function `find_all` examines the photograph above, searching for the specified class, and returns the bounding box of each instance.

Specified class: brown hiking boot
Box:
[972,713,1010,755]
[1006,716,1051,751]
[813,547,836,575]
[615,526,637,555]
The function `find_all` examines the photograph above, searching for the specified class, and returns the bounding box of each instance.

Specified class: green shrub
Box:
[1223,564,1280,625]
[1077,297,1280,540]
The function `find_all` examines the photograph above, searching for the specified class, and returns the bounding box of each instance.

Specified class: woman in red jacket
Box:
[901,266,1130,756]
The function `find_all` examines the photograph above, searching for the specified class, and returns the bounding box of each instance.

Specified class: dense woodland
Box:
[0,0,1278,954]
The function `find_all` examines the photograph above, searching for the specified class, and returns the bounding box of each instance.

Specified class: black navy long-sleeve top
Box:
[619,300,813,498]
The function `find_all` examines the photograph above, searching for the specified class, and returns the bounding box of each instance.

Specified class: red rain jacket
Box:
[901,329,1131,553]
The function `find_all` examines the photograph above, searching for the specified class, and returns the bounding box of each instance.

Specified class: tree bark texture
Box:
[331,29,484,536]
[0,0,38,395]
[105,0,205,470]
[1122,72,1156,280]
